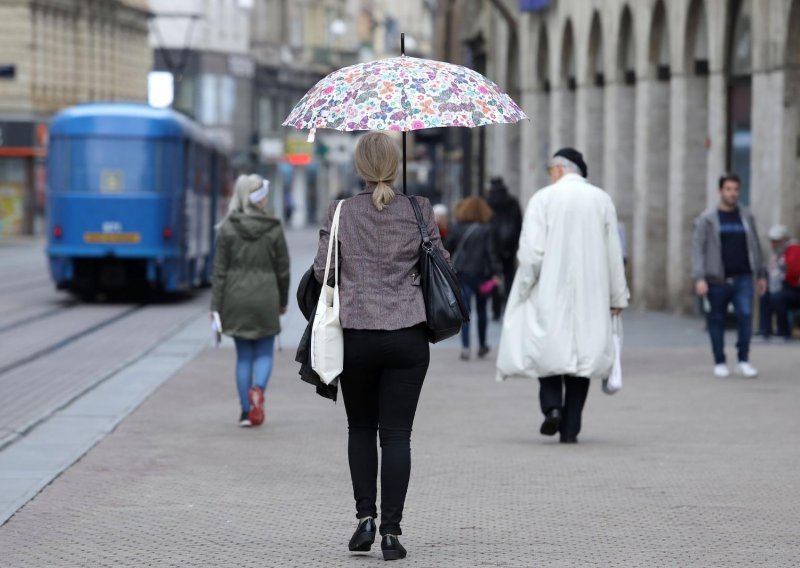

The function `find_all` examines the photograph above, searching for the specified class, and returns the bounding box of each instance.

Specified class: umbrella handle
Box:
[402,131,407,195]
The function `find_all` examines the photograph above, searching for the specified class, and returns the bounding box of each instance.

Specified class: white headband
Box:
[249,180,269,204]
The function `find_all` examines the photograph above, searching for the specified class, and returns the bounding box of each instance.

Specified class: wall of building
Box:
[497,0,800,311]
[0,0,150,115]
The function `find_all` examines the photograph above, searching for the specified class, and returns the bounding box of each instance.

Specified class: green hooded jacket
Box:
[211,211,290,339]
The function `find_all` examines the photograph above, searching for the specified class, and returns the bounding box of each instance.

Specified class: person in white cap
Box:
[760,224,800,340]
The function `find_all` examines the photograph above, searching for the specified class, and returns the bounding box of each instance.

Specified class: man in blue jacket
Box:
[692,173,767,378]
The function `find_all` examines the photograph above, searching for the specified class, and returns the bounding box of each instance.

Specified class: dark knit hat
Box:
[553,147,587,178]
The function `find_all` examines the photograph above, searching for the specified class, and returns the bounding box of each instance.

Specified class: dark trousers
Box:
[340,325,430,536]
[539,375,590,439]
[772,284,800,338]
[759,292,775,337]
[459,273,488,349]
[491,257,517,319]
[706,275,753,364]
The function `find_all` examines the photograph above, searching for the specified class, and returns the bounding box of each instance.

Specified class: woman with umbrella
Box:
[313,132,448,560]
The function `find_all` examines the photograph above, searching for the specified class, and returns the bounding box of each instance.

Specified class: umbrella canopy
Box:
[283,55,527,138]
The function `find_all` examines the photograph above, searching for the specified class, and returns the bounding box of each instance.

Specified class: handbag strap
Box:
[408,196,432,251]
[322,200,344,288]
[450,223,480,268]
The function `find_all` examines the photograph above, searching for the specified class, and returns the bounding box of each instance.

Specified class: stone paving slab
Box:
[0,313,211,525]
[0,328,797,567]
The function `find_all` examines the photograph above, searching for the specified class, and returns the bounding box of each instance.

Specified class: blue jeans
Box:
[233,336,275,411]
[706,276,753,364]
[459,273,488,349]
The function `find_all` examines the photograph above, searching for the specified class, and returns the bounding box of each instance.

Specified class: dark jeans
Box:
[759,292,775,337]
[340,325,430,536]
[539,375,590,439]
[706,275,753,364]
[459,273,488,349]
[491,257,517,319]
[772,284,800,338]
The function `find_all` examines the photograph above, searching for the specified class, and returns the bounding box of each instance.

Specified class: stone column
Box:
[576,84,604,186]
[633,79,671,309]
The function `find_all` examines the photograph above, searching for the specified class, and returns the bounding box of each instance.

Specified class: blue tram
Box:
[46,103,230,295]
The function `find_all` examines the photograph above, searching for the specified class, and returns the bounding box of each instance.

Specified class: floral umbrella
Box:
[282,54,528,192]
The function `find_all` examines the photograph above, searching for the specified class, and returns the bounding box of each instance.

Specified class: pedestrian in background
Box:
[486,176,523,320]
[433,203,449,239]
[497,148,628,443]
[445,196,500,361]
[314,132,446,561]
[692,173,767,378]
[211,174,290,427]
[759,224,800,340]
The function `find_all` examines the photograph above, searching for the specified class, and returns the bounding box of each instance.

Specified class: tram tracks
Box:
[0,304,143,377]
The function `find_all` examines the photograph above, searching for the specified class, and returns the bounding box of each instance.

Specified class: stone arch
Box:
[618,5,636,85]
[668,0,712,311]
[537,23,550,91]
[649,0,670,80]
[783,0,800,238]
[633,0,671,309]
[554,18,577,148]
[579,11,605,185]
[608,4,636,286]
[725,0,753,205]
[534,23,551,189]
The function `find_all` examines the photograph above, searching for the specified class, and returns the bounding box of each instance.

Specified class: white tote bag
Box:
[311,200,345,385]
[602,315,623,395]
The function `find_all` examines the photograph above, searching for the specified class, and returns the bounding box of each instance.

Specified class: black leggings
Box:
[339,325,430,536]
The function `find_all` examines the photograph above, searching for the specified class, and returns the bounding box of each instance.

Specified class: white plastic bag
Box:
[311,201,344,385]
[602,315,623,395]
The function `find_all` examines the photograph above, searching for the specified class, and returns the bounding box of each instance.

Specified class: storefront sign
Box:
[284,137,313,166]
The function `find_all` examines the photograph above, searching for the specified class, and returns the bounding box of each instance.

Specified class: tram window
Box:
[66,138,159,193]
[47,138,70,193]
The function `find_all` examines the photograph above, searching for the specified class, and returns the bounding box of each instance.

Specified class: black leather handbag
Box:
[408,196,470,343]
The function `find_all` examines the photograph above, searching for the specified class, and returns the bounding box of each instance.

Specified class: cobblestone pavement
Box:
[1,313,798,566]
[2,230,799,566]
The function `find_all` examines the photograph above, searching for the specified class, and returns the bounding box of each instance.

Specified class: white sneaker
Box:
[713,364,731,378]
[737,362,759,378]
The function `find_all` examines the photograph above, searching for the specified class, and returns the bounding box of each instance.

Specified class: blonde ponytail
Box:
[372,181,396,212]
[355,132,400,211]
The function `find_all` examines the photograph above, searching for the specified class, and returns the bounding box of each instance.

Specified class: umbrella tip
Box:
[307,128,316,143]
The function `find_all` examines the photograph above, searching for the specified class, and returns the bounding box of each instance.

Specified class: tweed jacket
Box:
[314,188,449,330]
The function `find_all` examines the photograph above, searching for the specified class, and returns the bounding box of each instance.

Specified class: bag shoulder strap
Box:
[451,223,480,267]
[322,201,344,288]
[408,196,432,249]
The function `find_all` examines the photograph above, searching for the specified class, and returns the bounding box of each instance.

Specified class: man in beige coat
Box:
[496,148,629,443]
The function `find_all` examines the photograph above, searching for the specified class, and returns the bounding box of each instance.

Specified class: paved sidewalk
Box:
[1,313,798,566]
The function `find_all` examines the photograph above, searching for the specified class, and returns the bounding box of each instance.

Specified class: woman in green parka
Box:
[211,174,290,427]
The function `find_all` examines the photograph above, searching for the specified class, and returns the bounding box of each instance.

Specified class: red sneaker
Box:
[248,387,265,426]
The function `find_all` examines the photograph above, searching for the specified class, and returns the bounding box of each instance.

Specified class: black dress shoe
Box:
[348,517,376,552]
[560,436,578,444]
[381,534,407,561]
[539,408,562,436]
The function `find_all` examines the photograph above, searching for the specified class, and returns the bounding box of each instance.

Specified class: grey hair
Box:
[550,156,581,175]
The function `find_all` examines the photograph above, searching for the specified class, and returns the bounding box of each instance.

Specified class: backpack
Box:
[784,244,800,287]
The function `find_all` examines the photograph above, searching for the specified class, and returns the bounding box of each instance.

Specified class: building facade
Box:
[473,0,800,312]
[0,0,151,236]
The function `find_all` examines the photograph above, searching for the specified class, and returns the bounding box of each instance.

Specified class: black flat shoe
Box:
[381,534,407,561]
[540,408,562,436]
[560,436,578,444]
[348,517,376,552]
